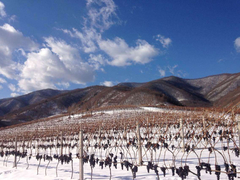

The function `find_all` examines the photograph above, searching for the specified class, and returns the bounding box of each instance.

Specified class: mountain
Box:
[0,89,65,116]
[0,72,239,126]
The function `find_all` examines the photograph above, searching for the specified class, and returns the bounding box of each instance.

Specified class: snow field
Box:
[0,107,239,179]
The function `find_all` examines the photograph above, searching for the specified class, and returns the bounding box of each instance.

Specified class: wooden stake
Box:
[61,131,63,156]
[180,118,185,152]
[237,118,240,148]
[79,130,83,180]
[136,121,142,165]
[23,137,25,153]
[203,116,206,138]
[13,137,17,168]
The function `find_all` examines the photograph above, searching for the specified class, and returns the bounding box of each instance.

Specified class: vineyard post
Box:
[203,116,206,137]
[180,118,185,152]
[61,131,63,156]
[37,139,39,155]
[238,117,240,148]
[123,119,126,138]
[136,121,142,165]
[23,137,25,153]
[1,139,2,152]
[98,125,101,137]
[13,136,17,168]
[79,130,83,180]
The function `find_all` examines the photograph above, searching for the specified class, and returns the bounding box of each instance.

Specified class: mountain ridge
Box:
[0,72,239,126]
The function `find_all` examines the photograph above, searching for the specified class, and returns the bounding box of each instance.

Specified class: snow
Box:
[0,106,239,179]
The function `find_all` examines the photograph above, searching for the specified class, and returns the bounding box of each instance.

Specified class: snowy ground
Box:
[0,106,239,180]
[0,147,239,180]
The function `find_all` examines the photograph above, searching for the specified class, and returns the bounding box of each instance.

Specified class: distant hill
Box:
[0,72,239,126]
[0,89,65,116]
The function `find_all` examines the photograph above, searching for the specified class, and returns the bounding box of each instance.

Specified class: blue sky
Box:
[0,0,240,99]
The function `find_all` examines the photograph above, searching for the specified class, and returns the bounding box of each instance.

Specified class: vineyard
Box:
[0,106,239,180]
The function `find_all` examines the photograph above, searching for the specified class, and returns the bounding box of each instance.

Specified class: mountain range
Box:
[0,72,240,127]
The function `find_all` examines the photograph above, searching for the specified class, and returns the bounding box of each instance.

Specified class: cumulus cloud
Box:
[101,81,114,87]
[62,28,99,53]
[156,34,172,48]
[45,37,81,64]
[0,24,38,51]
[0,1,6,17]
[63,0,160,70]
[0,0,164,97]
[234,37,240,52]
[88,54,107,70]
[18,38,95,92]
[0,23,38,79]
[98,37,159,66]
[0,23,97,94]
[19,48,66,91]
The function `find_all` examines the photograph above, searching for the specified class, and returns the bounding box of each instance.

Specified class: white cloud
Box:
[0,77,6,83]
[16,48,27,57]
[11,92,20,97]
[86,0,117,32]
[234,37,240,52]
[0,23,38,79]
[156,34,172,48]
[158,68,166,77]
[18,38,96,93]
[218,59,224,63]
[62,0,118,54]
[167,65,178,75]
[167,65,187,77]
[9,15,17,22]
[98,37,159,66]
[57,82,70,89]
[19,48,64,92]
[62,28,99,53]
[0,23,98,94]
[0,1,6,17]
[88,54,107,70]
[8,83,16,91]
[45,37,81,63]
[0,85,2,90]
[101,81,114,87]
[63,0,159,69]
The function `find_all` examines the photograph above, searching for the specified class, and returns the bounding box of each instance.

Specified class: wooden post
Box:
[13,137,17,168]
[203,116,206,138]
[61,131,63,156]
[203,116,206,130]
[99,125,101,138]
[124,120,126,137]
[237,118,240,148]
[37,140,39,155]
[180,118,185,152]
[1,139,2,153]
[79,130,83,180]
[136,121,142,165]
[22,137,25,153]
